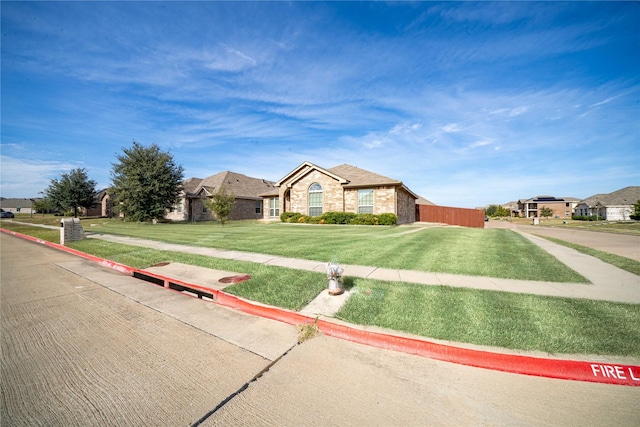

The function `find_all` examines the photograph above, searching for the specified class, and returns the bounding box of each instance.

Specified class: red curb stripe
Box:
[315,320,640,386]
[3,228,638,386]
[0,228,136,274]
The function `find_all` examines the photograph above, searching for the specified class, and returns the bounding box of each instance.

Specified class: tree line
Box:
[41,141,235,223]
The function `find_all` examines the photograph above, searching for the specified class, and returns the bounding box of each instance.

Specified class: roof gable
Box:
[275,162,348,188]
[0,198,39,208]
[182,177,203,195]
[274,161,418,199]
[327,164,401,187]
[196,171,276,199]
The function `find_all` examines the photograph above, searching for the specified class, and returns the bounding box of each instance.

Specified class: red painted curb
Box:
[3,228,639,386]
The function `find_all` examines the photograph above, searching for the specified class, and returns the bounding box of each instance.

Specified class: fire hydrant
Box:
[326,262,344,296]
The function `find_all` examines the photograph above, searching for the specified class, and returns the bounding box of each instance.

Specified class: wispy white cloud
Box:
[1,1,637,207]
[0,156,87,198]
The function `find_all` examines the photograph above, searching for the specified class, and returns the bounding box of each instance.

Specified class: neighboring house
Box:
[261,162,418,224]
[166,171,277,222]
[0,198,38,215]
[574,186,640,221]
[516,195,579,218]
[82,189,113,217]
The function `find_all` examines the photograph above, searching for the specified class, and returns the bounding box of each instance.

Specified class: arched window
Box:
[308,183,323,216]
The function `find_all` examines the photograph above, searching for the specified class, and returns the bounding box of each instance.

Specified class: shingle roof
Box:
[326,164,402,187]
[0,198,40,208]
[196,171,276,200]
[579,186,640,207]
[415,196,435,206]
[182,177,203,195]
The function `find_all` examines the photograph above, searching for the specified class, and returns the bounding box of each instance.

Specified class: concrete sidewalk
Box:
[88,232,640,304]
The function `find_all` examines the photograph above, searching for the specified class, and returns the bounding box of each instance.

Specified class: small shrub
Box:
[280,212,302,223]
[281,211,397,226]
[350,213,377,225]
[320,212,357,224]
[377,213,398,225]
[572,215,602,221]
[307,216,321,224]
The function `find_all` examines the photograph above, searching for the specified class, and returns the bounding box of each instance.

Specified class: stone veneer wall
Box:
[275,167,416,223]
[344,187,396,214]
[286,170,344,215]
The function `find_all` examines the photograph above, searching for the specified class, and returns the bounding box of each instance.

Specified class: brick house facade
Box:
[574,186,640,221]
[261,162,417,224]
[516,196,579,218]
[166,172,276,222]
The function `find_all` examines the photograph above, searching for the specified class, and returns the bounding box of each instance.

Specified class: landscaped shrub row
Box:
[280,211,397,225]
[572,215,603,221]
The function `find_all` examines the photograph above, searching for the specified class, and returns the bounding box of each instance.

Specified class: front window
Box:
[255,201,262,214]
[308,183,323,216]
[358,189,374,214]
[269,197,280,217]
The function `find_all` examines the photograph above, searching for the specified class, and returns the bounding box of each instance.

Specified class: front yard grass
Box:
[1,223,638,358]
[336,279,640,358]
[77,219,588,282]
[67,239,640,358]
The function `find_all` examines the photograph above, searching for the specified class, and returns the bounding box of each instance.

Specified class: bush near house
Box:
[572,215,602,221]
[280,211,397,226]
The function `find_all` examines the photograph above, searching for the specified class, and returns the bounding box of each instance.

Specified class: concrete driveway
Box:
[486,219,640,261]
[2,233,639,426]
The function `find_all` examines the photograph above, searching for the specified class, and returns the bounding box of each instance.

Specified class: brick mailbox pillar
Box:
[60,217,85,246]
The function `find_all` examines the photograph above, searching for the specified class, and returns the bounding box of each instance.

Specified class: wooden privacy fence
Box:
[416,205,485,228]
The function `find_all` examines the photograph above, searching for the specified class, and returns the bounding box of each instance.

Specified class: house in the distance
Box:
[0,198,38,215]
[83,189,113,217]
[574,186,640,221]
[260,162,418,224]
[516,195,580,218]
[166,171,276,222]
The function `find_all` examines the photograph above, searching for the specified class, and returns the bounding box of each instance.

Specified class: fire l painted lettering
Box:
[591,364,640,381]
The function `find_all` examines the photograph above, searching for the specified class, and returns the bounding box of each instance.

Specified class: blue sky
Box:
[1,1,638,208]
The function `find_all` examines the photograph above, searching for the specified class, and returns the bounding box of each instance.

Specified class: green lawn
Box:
[2,220,638,357]
[72,219,587,282]
[336,279,640,357]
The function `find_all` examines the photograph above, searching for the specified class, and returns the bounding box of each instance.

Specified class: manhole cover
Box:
[218,274,252,284]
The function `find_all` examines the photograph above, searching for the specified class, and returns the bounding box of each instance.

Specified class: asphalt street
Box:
[2,232,639,426]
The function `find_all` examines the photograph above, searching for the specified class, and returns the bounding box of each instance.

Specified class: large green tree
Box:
[111,141,184,222]
[43,168,97,217]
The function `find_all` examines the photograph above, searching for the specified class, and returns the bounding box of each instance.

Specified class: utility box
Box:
[60,217,84,246]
